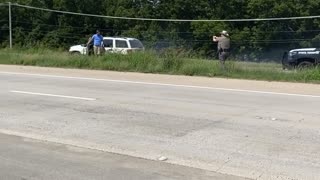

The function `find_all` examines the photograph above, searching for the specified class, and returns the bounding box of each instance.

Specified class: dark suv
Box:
[282,48,320,69]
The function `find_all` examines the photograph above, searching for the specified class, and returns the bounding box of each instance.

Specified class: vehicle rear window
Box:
[129,40,144,48]
[116,40,128,48]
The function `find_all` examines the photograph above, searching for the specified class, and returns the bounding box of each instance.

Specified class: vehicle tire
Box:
[298,61,314,69]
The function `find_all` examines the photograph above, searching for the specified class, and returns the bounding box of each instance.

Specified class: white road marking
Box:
[11,90,96,101]
[1,71,320,98]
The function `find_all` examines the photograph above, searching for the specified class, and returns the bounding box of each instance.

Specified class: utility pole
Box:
[9,2,12,48]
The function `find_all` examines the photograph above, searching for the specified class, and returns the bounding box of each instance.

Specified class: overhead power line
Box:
[12,3,320,22]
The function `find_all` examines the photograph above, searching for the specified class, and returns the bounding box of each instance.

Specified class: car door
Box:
[114,39,129,54]
[103,39,114,53]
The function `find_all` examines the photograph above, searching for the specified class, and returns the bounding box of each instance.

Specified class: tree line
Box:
[1,0,320,60]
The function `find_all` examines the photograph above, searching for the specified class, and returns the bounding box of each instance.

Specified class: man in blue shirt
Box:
[88,30,103,55]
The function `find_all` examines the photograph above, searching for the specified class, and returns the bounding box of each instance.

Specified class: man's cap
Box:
[220,30,229,36]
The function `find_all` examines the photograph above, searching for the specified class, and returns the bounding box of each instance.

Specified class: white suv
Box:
[69,37,145,55]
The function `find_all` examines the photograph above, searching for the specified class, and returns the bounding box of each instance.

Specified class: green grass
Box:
[0,48,320,83]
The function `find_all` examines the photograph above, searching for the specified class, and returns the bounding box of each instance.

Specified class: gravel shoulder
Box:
[1,65,319,96]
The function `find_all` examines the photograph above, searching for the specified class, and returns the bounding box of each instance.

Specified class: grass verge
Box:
[0,48,320,83]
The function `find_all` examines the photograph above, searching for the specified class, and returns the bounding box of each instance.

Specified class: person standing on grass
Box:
[86,36,94,56]
[213,30,231,69]
[88,30,104,56]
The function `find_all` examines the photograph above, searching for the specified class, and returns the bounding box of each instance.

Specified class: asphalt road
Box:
[1,65,320,180]
[0,133,244,180]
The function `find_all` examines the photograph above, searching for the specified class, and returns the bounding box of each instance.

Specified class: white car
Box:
[69,37,145,55]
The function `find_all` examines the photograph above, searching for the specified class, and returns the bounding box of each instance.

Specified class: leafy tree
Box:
[0,0,320,60]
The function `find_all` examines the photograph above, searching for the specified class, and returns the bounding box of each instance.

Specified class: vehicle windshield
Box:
[129,40,144,48]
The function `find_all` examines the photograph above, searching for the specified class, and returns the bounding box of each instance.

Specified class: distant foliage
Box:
[1,0,320,60]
